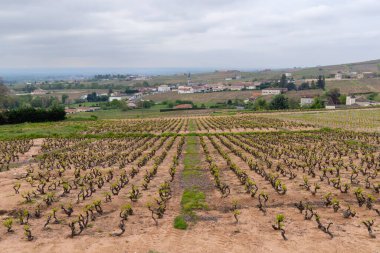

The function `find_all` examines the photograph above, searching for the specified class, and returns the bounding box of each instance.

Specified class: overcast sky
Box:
[0,0,379,69]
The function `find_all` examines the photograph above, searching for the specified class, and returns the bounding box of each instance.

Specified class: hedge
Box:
[0,106,66,125]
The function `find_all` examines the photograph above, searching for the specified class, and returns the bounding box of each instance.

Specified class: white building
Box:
[157,85,171,93]
[355,97,372,107]
[109,96,129,102]
[346,95,380,107]
[206,83,226,92]
[358,72,374,79]
[335,73,343,80]
[80,94,88,100]
[300,97,314,107]
[229,84,245,91]
[246,82,261,90]
[31,88,48,95]
[285,73,292,78]
[261,88,287,96]
[127,102,137,108]
[325,105,336,110]
[177,86,194,94]
[346,95,356,105]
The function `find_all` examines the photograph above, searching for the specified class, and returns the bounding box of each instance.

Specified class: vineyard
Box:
[0,113,379,253]
[263,108,380,132]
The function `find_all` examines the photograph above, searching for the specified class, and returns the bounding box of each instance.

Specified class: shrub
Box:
[173,215,188,230]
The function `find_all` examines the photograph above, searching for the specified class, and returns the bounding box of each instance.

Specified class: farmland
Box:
[264,108,380,132]
[0,110,379,253]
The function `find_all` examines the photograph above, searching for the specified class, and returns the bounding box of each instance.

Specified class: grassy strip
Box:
[188,118,197,132]
[0,126,334,140]
[181,188,208,213]
[174,135,208,230]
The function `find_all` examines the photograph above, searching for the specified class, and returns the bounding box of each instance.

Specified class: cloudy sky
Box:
[0,0,379,69]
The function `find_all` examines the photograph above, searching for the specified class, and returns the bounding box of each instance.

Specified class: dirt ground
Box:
[0,137,379,253]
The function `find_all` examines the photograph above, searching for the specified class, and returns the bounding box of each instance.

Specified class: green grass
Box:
[0,121,89,139]
[183,136,201,177]
[188,119,197,132]
[173,215,188,230]
[174,135,208,229]
[68,105,187,120]
[181,188,208,213]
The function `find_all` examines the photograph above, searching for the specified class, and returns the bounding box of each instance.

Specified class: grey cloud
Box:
[0,0,379,68]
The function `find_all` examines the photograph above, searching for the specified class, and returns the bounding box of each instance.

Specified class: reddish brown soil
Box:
[0,136,379,253]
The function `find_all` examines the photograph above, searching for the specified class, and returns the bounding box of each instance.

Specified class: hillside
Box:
[283,59,380,79]
[147,59,380,85]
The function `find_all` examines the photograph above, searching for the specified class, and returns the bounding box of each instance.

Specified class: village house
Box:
[245,81,261,90]
[261,88,288,96]
[108,95,130,102]
[129,93,143,101]
[335,73,343,80]
[205,83,226,92]
[349,72,358,79]
[357,72,375,79]
[127,102,137,108]
[347,95,380,107]
[31,88,48,95]
[192,86,208,93]
[138,87,157,93]
[177,86,194,94]
[300,97,314,107]
[229,83,245,91]
[65,107,100,114]
[157,85,171,93]
[346,95,356,106]
[80,94,88,100]
[355,97,373,107]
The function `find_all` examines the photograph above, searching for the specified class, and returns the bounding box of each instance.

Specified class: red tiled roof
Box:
[174,104,193,109]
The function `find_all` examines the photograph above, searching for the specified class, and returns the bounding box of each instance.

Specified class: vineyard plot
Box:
[0,117,379,253]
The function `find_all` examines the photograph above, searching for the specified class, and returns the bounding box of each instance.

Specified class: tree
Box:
[286,82,297,91]
[138,100,155,108]
[325,88,341,104]
[288,98,300,109]
[62,94,69,104]
[252,98,268,111]
[125,87,139,94]
[31,97,43,108]
[310,80,316,89]
[316,75,326,90]
[299,82,310,90]
[87,92,98,102]
[339,94,346,105]
[310,97,324,109]
[0,79,9,95]
[279,74,287,88]
[270,94,289,110]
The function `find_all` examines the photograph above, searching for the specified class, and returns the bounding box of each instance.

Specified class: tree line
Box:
[0,106,66,125]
